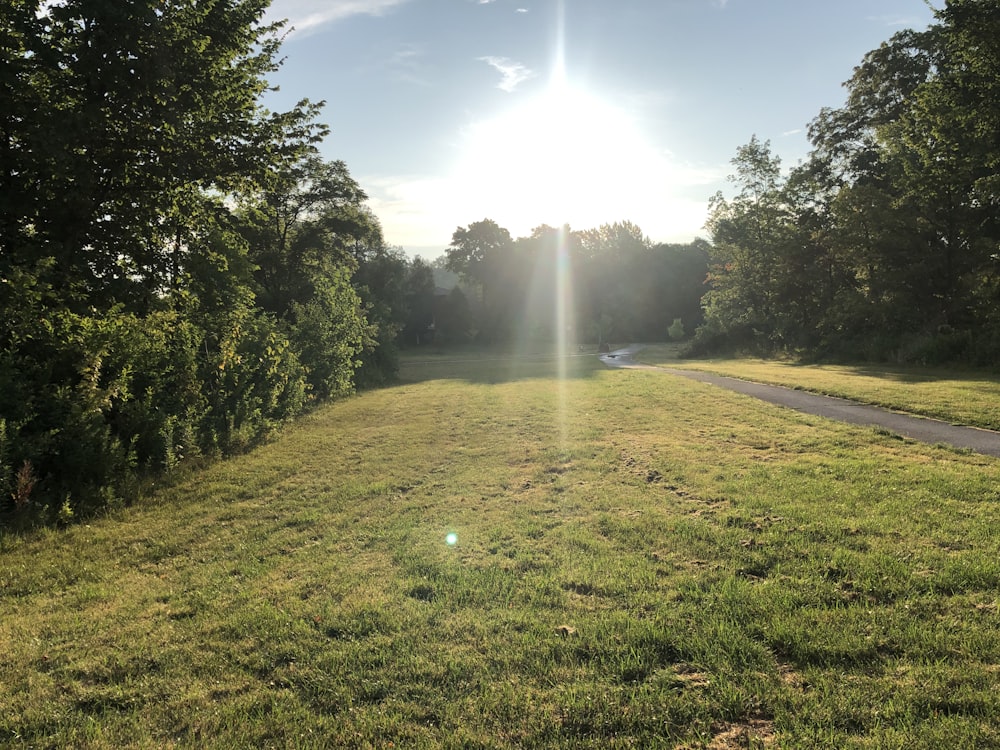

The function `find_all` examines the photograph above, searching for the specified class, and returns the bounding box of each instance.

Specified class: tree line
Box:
[439,220,708,349]
[697,0,1000,364]
[0,0,434,525]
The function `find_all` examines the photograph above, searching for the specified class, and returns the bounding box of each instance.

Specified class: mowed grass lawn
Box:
[2,352,1000,748]
[639,343,1000,432]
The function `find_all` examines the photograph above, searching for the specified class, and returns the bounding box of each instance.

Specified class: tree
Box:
[445,219,513,306]
[235,153,392,391]
[436,287,475,344]
[0,0,349,523]
[701,137,792,350]
[444,219,515,342]
[644,241,710,340]
[576,221,651,343]
[889,1,1000,331]
[1,0,326,312]
[290,268,373,400]
[352,245,408,386]
[801,7,1000,355]
[402,257,437,345]
[239,155,367,317]
[694,3,1000,362]
[506,224,573,345]
[795,28,943,351]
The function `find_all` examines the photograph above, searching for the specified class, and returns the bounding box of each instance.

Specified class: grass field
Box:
[638,344,1000,432]
[2,351,1000,748]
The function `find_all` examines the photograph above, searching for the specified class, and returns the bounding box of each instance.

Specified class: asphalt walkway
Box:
[599,346,1000,458]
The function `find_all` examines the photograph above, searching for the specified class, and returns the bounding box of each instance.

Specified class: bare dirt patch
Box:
[706,718,776,749]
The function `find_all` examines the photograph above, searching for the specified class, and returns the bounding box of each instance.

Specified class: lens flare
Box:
[445,533,458,546]
[555,225,574,452]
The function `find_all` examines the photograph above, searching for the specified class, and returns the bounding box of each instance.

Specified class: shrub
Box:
[291,268,373,399]
[201,309,309,455]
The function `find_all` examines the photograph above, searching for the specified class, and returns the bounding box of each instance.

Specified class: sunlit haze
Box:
[263,0,936,257]
[452,76,711,242]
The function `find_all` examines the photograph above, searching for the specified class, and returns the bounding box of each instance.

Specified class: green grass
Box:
[638,343,1000,431]
[3,351,1000,747]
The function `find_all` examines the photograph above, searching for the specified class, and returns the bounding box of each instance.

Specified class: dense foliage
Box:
[0,1,429,526]
[442,220,709,348]
[697,0,1000,363]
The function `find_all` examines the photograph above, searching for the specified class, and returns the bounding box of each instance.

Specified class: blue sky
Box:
[262,0,936,258]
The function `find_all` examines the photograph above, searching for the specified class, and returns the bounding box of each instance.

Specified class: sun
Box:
[453,78,670,235]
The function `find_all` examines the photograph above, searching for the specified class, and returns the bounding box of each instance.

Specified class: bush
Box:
[201,309,308,455]
[291,269,373,398]
[0,300,317,527]
[0,307,138,523]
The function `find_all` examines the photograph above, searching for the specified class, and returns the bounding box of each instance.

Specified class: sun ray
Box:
[552,0,567,89]
[555,224,574,451]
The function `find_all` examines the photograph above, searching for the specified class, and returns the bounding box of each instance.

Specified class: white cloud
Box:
[266,0,410,37]
[382,43,433,87]
[478,56,536,93]
[872,15,927,28]
[516,8,529,13]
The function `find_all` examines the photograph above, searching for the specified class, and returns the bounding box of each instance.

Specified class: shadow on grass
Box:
[768,359,1000,385]
[397,346,608,386]
[641,341,1000,387]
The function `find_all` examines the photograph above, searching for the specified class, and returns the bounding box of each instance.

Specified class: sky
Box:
[261,0,937,259]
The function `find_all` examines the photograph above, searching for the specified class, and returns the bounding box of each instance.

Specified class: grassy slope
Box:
[638,344,1000,431]
[2,353,1000,748]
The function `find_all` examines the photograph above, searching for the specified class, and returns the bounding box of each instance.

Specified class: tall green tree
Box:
[701,137,792,350]
[576,221,651,344]
[445,219,514,306]
[401,257,437,345]
[235,154,382,397]
[806,6,999,352]
[239,155,367,316]
[696,2,1000,362]
[352,244,408,387]
[445,219,514,342]
[512,225,581,345]
[643,241,710,340]
[890,1,1000,331]
[0,0,344,524]
[1,0,325,310]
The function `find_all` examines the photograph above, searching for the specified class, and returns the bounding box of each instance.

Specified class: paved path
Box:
[599,346,1000,458]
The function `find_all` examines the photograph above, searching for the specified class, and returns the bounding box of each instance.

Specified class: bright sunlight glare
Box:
[454,79,676,235]
[554,225,573,451]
